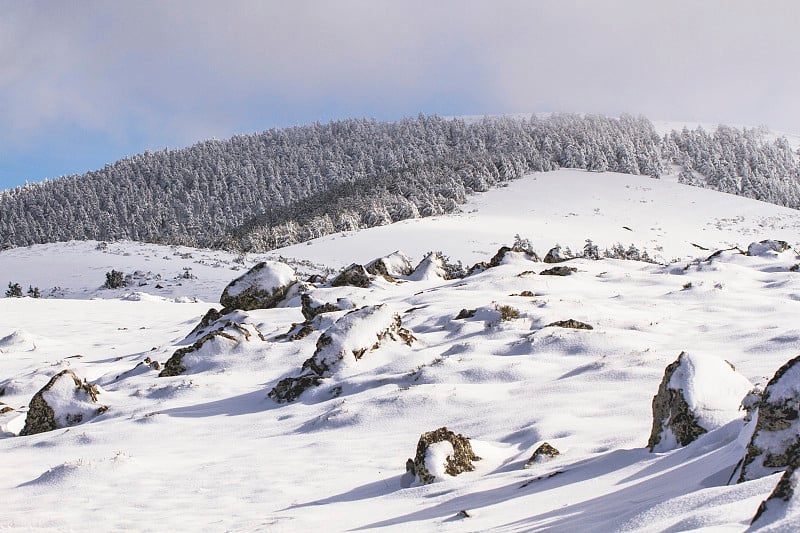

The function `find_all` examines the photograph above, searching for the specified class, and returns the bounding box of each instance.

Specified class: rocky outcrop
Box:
[540,266,577,276]
[330,264,372,288]
[365,251,414,280]
[219,261,297,311]
[525,442,561,467]
[746,239,791,257]
[469,245,541,275]
[20,370,107,436]
[406,427,481,484]
[545,319,593,330]
[739,355,800,482]
[187,308,224,338]
[160,319,265,377]
[648,352,752,452]
[268,305,415,403]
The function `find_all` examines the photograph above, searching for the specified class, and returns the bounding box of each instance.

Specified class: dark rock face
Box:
[407,427,481,485]
[648,353,707,452]
[545,319,593,330]
[543,246,569,263]
[20,370,107,436]
[187,308,224,338]
[268,305,415,403]
[750,460,800,527]
[454,309,477,320]
[525,442,561,467]
[540,266,577,276]
[301,293,344,321]
[219,261,297,311]
[160,321,265,377]
[330,264,372,288]
[739,354,800,482]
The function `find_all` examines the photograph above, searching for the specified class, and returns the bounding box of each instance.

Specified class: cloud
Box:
[1,0,799,179]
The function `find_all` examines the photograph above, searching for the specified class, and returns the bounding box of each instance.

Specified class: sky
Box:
[1,0,799,191]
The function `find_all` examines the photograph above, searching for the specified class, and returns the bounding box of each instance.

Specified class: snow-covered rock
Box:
[268,304,414,402]
[739,355,800,482]
[330,263,372,288]
[747,239,791,257]
[407,427,481,485]
[525,442,561,467]
[0,330,37,353]
[219,261,297,311]
[648,352,752,452]
[540,266,577,276]
[365,251,414,280]
[19,370,107,436]
[749,464,800,531]
[409,252,464,281]
[543,245,570,263]
[160,316,266,377]
[300,293,348,321]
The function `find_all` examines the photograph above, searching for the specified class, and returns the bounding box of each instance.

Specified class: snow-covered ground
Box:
[1,169,800,531]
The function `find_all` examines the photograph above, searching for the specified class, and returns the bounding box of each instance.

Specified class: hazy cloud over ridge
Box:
[1,0,799,188]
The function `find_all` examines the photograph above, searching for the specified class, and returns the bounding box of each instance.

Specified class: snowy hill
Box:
[2,169,800,531]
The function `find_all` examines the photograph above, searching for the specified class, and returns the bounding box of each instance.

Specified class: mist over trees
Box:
[0,114,797,252]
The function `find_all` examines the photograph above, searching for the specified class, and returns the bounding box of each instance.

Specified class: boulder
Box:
[365,251,414,280]
[525,442,561,467]
[747,239,791,257]
[648,352,752,452]
[406,427,481,484]
[268,304,415,402]
[545,319,593,330]
[739,355,800,482]
[20,370,107,436]
[219,261,297,311]
[544,245,569,264]
[301,293,346,321]
[330,263,372,288]
[540,266,577,276]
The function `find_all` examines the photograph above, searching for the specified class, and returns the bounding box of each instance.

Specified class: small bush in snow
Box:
[5,282,23,298]
[496,304,521,321]
[103,270,127,289]
[27,286,41,298]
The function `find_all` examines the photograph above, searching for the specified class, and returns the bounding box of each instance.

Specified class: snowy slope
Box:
[1,169,800,531]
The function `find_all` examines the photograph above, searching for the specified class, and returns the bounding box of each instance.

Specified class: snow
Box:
[1,169,800,530]
[423,440,455,483]
[40,373,102,429]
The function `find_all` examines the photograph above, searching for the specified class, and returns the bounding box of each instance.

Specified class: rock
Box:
[219,261,297,311]
[540,266,577,276]
[365,251,414,280]
[790,264,799,273]
[330,263,372,288]
[301,293,345,321]
[544,245,569,263]
[407,427,481,484]
[454,308,477,320]
[410,252,465,281]
[545,319,593,330]
[525,442,561,467]
[160,319,265,377]
[648,352,752,453]
[747,239,791,257]
[268,305,415,402]
[750,460,800,528]
[0,403,14,414]
[187,308,224,338]
[19,370,107,436]
[739,355,800,482]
